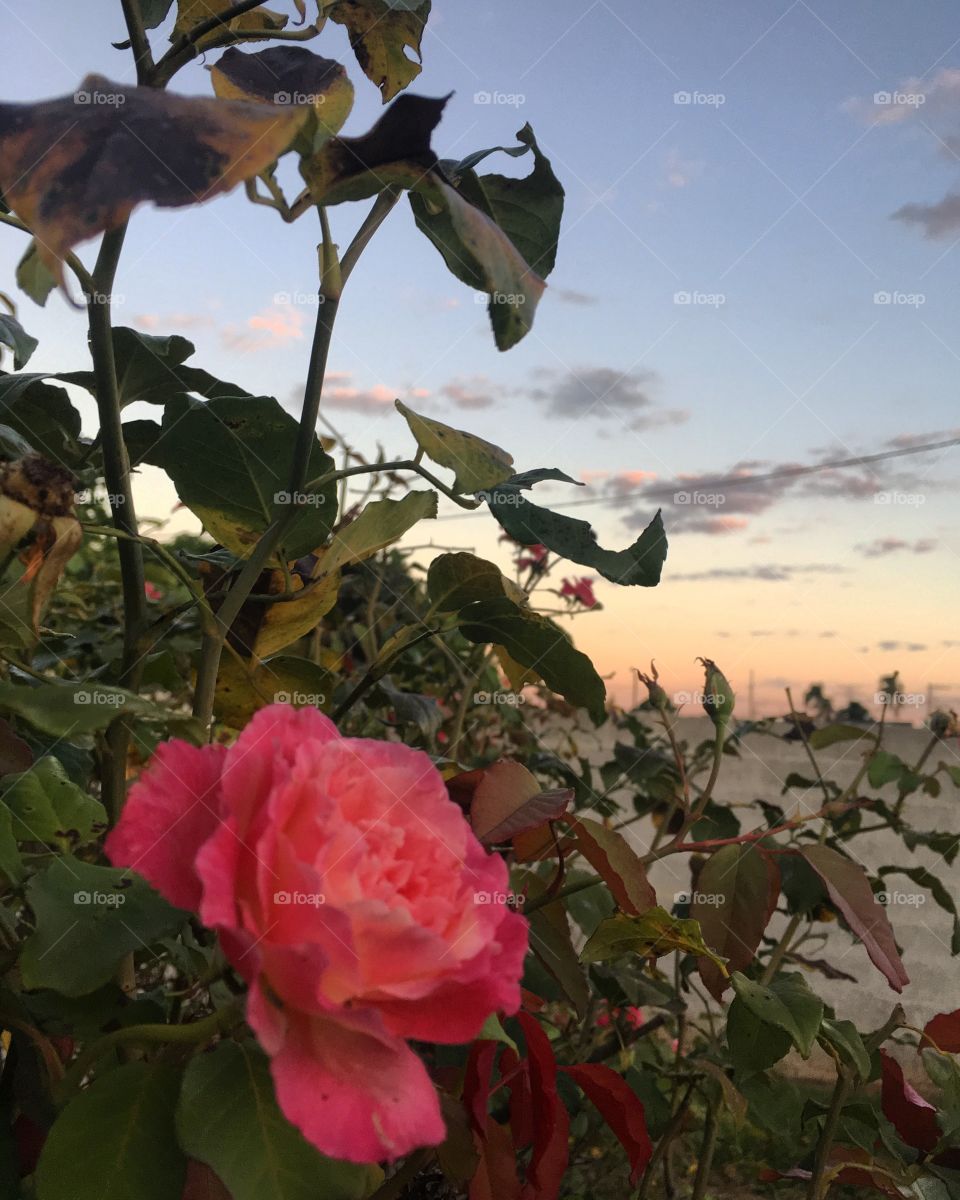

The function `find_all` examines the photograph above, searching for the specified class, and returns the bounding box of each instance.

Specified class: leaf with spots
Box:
[396,401,513,493]
[0,76,308,281]
[324,0,431,102]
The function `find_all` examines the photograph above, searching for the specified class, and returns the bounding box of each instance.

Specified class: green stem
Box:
[120,0,155,83]
[893,732,938,817]
[340,188,402,284]
[154,0,270,82]
[86,225,146,823]
[760,913,802,984]
[523,875,603,916]
[690,1096,719,1200]
[806,1066,851,1200]
[0,213,94,293]
[59,1004,241,1101]
[192,210,341,731]
[786,686,832,805]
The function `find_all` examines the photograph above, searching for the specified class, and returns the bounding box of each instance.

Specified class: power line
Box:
[433,434,960,520]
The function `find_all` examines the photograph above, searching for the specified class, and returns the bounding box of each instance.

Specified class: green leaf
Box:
[21,857,187,995]
[214,654,334,727]
[0,800,23,886]
[868,750,907,789]
[427,551,525,611]
[317,489,437,573]
[153,394,337,560]
[570,817,656,915]
[1,756,106,847]
[0,314,37,370]
[0,681,159,738]
[422,123,564,279]
[819,1018,871,1080]
[409,175,546,350]
[477,1013,518,1052]
[324,0,430,102]
[16,240,56,307]
[582,907,726,968]
[59,327,194,408]
[726,996,793,1075]
[527,900,590,1018]
[36,1063,185,1200]
[808,724,876,750]
[172,0,290,48]
[692,844,779,1000]
[485,481,667,587]
[396,401,513,492]
[455,595,606,721]
[730,971,823,1058]
[177,1040,378,1200]
[0,373,83,465]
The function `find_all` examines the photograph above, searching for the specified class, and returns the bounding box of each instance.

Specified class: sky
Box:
[2,0,959,716]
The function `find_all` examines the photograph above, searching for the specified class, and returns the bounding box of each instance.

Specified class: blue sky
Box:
[2,1,959,713]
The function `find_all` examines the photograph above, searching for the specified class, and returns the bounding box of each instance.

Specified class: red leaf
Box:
[469,1118,522,1200]
[921,1008,960,1053]
[517,1012,570,1200]
[560,1062,652,1185]
[570,817,656,915]
[501,1047,534,1150]
[694,843,780,1000]
[181,1162,232,1200]
[469,761,571,844]
[463,1040,502,1138]
[879,1051,940,1153]
[800,845,909,991]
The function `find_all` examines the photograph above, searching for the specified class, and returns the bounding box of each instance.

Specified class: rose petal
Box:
[105,739,226,911]
[247,981,446,1162]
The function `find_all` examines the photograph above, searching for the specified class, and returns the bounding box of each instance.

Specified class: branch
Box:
[120,0,155,84]
[341,188,402,285]
[154,0,270,82]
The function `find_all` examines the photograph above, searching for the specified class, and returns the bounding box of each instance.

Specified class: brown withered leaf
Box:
[210,46,354,145]
[0,75,308,279]
[300,91,447,204]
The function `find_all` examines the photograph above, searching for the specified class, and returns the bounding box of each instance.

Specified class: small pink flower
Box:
[624,1006,645,1029]
[517,543,548,571]
[106,706,528,1163]
[560,577,598,608]
[144,582,163,601]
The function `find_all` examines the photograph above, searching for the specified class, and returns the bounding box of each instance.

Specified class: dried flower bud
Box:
[697,657,735,732]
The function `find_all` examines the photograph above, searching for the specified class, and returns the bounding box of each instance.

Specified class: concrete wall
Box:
[541,714,960,1034]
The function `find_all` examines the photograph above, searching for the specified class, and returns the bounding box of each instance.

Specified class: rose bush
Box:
[106,704,528,1162]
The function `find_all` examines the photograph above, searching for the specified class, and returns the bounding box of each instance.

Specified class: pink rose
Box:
[106,705,528,1162]
[560,577,599,608]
